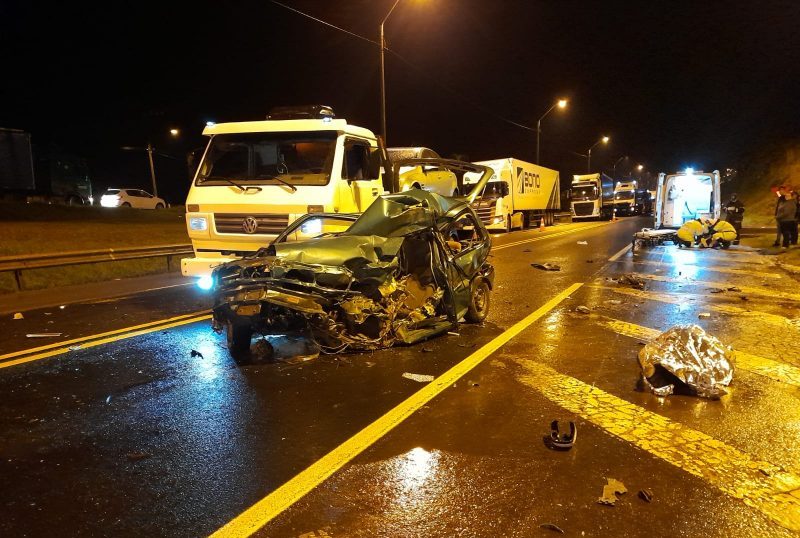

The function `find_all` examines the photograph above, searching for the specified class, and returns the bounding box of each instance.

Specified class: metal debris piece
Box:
[728,286,742,292]
[709,288,725,294]
[532,262,561,271]
[576,305,591,314]
[618,273,646,289]
[421,347,434,353]
[577,240,588,245]
[190,349,204,359]
[539,523,566,534]
[698,312,711,319]
[68,345,82,351]
[13,312,24,320]
[638,325,734,398]
[638,489,653,502]
[402,372,435,383]
[26,333,62,338]
[597,478,627,505]
[547,420,577,450]
[447,331,460,336]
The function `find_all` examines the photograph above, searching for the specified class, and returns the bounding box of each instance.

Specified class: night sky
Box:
[2,0,798,202]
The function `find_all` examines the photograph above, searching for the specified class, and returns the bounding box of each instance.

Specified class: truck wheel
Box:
[465,279,491,323]
[522,212,531,229]
[67,195,83,206]
[226,321,253,356]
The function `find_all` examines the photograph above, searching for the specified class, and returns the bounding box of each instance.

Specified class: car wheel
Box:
[155,203,164,209]
[121,202,131,208]
[226,321,253,355]
[465,279,491,323]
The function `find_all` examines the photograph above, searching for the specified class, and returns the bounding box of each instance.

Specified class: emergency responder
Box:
[723,193,745,245]
[702,218,737,249]
[675,218,706,247]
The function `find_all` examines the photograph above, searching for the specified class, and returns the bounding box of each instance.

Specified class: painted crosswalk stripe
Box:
[515,359,800,532]
[598,318,800,388]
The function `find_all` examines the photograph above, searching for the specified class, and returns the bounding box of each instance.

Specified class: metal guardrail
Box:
[0,244,193,292]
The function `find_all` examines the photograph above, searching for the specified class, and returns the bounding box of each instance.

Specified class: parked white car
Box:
[100,188,166,209]
[387,147,459,197]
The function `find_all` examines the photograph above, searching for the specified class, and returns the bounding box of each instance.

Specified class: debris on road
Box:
[13,312,24,320]
[532,262,561,271]
[597,478,627,506]
[421,347,434,353]
[190,349,204,359]
[638,325,734,398]
[68,345,82,351]
[546,420,577,450]
[25,333,62,338]
[638,489,654,502]
[618,273,646,289]
[539,523,566,534]
[577,240,588,245]
[698,312,711,319]
[575,305,591,314]
[709,288,725,294]
[402,372,435,383]
[728,286,742,292]
[447,331,460,336]
[604,299,623,306]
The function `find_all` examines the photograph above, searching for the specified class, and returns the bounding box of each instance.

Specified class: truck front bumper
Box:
[181,255,238,278]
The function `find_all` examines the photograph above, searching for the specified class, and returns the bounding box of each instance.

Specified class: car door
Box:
[140,190,156,209]
[440,209,489,317]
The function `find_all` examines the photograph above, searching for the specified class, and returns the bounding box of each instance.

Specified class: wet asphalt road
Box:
[2,218,800,537]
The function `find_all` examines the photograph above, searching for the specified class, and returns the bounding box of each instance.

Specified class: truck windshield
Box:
[572,186,598,200]
[479,181,508,197]
[615,190,636,199]
[196,131,336,186]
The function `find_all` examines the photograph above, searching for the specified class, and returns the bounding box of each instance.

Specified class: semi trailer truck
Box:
[570,173,614,219]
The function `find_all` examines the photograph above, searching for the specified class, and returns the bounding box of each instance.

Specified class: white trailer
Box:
[463,158,560,232]
[571,173,614,220]
[654,168,721,228]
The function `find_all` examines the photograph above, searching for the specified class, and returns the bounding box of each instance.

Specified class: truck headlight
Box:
[189,217,208,231]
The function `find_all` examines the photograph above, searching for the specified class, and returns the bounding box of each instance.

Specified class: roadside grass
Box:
[0,203,190,293]
[0,203,188,256]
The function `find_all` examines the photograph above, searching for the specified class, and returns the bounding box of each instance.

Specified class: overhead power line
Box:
[269,0,537,132]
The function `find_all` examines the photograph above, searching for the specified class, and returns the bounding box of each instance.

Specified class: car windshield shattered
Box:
[211,160,494,358]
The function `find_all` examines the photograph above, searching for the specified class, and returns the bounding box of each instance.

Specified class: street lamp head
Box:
[637,164,644,171]
[557,99,568,109]
[170,128,179,136]
[602,136,610,144]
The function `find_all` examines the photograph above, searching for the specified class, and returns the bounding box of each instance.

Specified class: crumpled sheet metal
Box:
[638,325,734,398]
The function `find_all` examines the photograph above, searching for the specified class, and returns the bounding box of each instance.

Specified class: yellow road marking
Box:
[590,285,800,327]
[210,283,584,538]
[0,313,211,369]
[599,319,800,388]
[634,273,800,302]
[515,360,800,532]
[626,259,782,279]
[0,310,211,362]
[492,223,608,251]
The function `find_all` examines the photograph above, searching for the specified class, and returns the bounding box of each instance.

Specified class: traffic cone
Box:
[539,217,546,231]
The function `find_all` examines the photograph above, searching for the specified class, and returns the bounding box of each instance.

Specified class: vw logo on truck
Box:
[242,216,259,234]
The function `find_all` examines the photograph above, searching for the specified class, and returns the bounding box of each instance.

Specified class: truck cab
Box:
[571,173,614,220]
[655,169,721,228]
[181,106,385,279]
[613,180,638,215]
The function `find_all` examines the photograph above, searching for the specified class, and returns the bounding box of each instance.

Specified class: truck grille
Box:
[472,202,496,225]
[214,213,290,235]
[573,202,595,217]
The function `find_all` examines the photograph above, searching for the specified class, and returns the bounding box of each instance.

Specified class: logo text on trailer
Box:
[517,167,541,194]
[242,216,259,234]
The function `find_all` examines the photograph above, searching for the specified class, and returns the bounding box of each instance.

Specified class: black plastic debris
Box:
[638,489,653,502]
[190,349,204,359]
[532,262,561,271]
[539,523,565,534]
[545,420,577,450]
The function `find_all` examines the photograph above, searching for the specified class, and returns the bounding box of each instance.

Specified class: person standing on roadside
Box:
[773,187,786,247]
[775,189,798,249]
[723,193,745,245]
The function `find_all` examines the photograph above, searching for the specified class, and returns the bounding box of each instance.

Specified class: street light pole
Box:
[535,99,567,165]
[380,0,402,145]
[612,155,628,179]
[586,136,610,172]
[146,143,158,198]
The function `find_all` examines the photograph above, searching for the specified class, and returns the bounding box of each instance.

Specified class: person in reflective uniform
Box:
[675,218,706,247]
[701,218,737,249]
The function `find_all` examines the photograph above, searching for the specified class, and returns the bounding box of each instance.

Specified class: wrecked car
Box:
[211,159,495,357]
